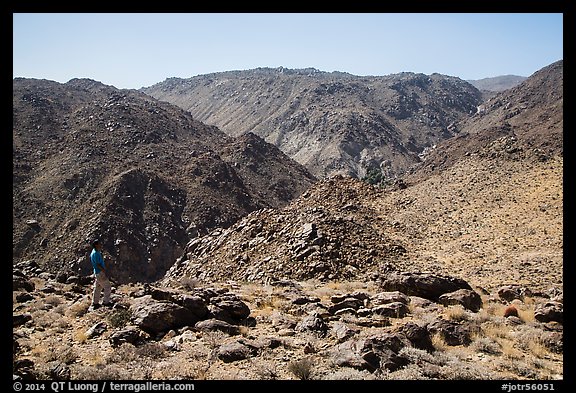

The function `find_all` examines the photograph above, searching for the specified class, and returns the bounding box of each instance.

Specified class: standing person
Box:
[89,239,112,310]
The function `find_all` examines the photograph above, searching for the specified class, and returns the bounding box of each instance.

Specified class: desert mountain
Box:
[164,60,563,296]
[413,60,563,180]
[467,75,528,93]
[12,78,316,284]
[12,61,563,381]
[142,67,483,179]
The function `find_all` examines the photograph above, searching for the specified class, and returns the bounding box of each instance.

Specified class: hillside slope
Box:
[12,78,316,283]
[164,60,563,295]
[143,68,483,179]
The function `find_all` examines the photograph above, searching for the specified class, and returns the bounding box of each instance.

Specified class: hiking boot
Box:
[88,304,100,311]
[102,302,114,307]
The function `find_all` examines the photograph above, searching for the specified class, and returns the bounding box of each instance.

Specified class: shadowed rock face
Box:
[143,67,483,179]
[12,78,316,283]
[378,272,473,301]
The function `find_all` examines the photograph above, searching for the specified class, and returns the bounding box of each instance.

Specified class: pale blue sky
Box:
[13,13,563,90]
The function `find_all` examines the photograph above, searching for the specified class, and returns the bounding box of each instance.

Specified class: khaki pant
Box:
[92,272,111,305]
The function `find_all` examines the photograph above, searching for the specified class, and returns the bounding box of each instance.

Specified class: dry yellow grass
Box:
[443,305,470,322]
[14,277,563,380]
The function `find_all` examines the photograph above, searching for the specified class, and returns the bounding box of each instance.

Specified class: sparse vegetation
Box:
[444,305,470,322]
[13,276,563,381]
[107,308,132,328]
[362,168,384,186]
[12,61,563,381]
[288,358,314,380]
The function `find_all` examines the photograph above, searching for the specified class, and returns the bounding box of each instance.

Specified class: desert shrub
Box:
[502,360,539,379]
[33,310,70,329]
[481,320,510,340]
[288,358,314,380]
[106,343,139,364]
[431,332,450,352]
[383,363,430,380]
[151,359,209,380]
[362,168,383,185]
[440,359,498,380]
[511,323,555,358]
[135,342,167,359]
[252,359,280,380]
[73,364,133,380]
[34,338,78,364]
[472,337,502,354]
[444,305,470,322]
[66,298,91,317]
[202,330,228,349]
[107,308,132,328]
[179,277,201,290]
[323,368,378,380]
[399,346,450,366]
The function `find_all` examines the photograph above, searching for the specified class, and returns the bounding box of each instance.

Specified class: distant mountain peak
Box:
[143,69,483,179]
[467,75,528,92]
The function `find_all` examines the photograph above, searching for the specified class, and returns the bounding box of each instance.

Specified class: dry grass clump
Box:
[288,357,314,380]
[500,339,524,360]
[481,319,511,340]
[306,279,377,302]
[66,297,91,317]
[250,357,281,380]
[72,364,133,380]
[397,346,500,380]
[443,305,470,322]
[30,336,78,364]
[253,293,287,315]
[382,363,431,380]
[150,358,210,380]
[44,294,64,308]
[430,332,450,352]
[472,336,502,355]
[469,307,493,324]
[439,359,499,380]
[511,324,556,358]
[238,283,291,317]
[400,346,449,366]
[106,343,140,363]
[89,342,172,379]
[73,329,89,344]
[322,368,379,380]
[31,309,70,330]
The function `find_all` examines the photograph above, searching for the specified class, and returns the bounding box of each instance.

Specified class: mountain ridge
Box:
[467,74,528,93]
[142,67,483,179]
[13,77,316,283]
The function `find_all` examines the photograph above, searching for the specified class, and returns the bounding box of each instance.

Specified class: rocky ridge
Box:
[162,60,563,296]
[12,78,316,283]
[143,67,483,179]
[164,176,410,285]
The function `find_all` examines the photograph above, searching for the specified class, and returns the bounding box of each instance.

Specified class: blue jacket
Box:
[90,248,105,274]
